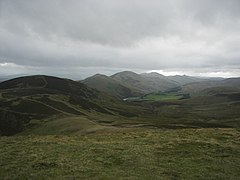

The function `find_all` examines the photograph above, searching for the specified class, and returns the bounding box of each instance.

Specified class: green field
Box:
[125,92,187,102]
[0,128,239,179]
[144,92,182,101]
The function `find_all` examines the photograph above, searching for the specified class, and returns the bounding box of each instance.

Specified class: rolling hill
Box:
[181,77,240,95]
[1,74,240,136]
[83,71,212,98]
[167,74,206,85]
[111,71,209,94]
[0,75,149,135]
[4,76,238,179]
[81,74,142,98]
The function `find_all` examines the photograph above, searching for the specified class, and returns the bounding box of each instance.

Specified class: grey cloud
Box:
[0,0,240,78]
[0,0,174,45]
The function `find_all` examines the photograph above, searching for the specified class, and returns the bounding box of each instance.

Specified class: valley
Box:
[1,1,240,178]
[0,72,240,179]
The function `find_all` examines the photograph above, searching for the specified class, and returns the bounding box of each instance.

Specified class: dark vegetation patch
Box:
[36,96,85,115]
[2,89,55,97]
[32,162,58,169]
[0,111,25,135]
[44,76,99,99]
[106,107,137,117]
[164,86,182,93]
[125,92,189,102]
[149,101,180,107]
[0,76,46,89]
[9,99,60,116]
[233,101,240,106]
[0,75,100,99]
[216,93,240,101]
[69,95,113,115]
[227,93,240,101]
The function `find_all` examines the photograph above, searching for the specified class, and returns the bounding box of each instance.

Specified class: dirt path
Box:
[26,98,73,116]
[40,76,48,88]
[0,107,37,115]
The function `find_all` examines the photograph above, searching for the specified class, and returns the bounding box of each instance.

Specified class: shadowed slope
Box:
[82,74,142,98]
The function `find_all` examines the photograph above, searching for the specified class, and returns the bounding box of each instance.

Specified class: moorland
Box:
[0,71,240,179]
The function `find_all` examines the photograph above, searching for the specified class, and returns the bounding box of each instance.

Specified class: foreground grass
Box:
[0,128,240,179]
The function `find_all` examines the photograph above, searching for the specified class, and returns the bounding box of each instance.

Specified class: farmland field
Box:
[124,92,186,102]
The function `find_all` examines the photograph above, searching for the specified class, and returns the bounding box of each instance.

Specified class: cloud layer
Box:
[0,0,240,78]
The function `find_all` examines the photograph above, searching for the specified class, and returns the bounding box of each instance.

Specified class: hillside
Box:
[1,74,240,137]
[111,71,209,94]
[181,77,240,95]
[111,71,178,93]
[82,74,142,98]
[0,75,148,135]
[168,75,205,85]
[82,71,213,97]
[1,128,239,179]
[141,72,204,85]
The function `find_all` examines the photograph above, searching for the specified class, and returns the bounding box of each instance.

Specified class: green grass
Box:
[22,116,120,135]
[0,128,239,179]
[125,92,184,102]
[144,93,181,101]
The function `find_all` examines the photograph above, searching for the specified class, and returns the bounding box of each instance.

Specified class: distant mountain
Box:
[167,75,205,85]
[181,77,240,95]
[221,77,240,87]
[111,71,178,93]
[111,71,208,94]
[82,71,213,97]
[82,74,141,98]
[112,71,146,88]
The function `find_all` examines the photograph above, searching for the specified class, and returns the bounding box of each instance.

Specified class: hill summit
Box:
[82,71,205,97]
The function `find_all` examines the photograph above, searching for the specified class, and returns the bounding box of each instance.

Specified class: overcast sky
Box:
[0,0,240,79]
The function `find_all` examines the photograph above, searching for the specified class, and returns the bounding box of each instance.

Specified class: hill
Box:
[1,76,240,179]
[168,75,205,85]
[0,75,148,135]
[82,71,212,97]
[1,74,240,136]
[181,77,240,95]
[82,74,141,98]
[111,71,178,93]
[111,71,208,94]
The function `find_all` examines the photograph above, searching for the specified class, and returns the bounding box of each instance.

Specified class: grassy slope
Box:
[2,85,240,135]
[21,116,125,135]
[144,93,180,101]
[181,78,240,96]
[1,75,240,133]
[0,75,154,135]
[82,74,142,98]
[111,71,178,93]
[0,128,239,179]
[125,92,183,102]
[1,75,240,179]
[148,95,240,128]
